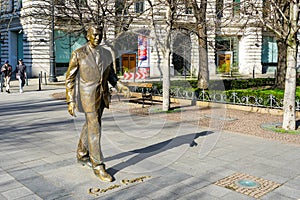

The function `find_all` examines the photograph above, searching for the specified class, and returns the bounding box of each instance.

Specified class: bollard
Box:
[38,73,42,91]
[0,75,3,92]
[44,72,47,85]
[40,71,43,83]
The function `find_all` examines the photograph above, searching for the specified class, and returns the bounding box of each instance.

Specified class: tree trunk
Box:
[282,44,297,130]
[197,27,209,89]
[162,50,171,111]
[162,2,172,111]
[275,39,286,89]
[192,0,209,89]
[282,1,298,130]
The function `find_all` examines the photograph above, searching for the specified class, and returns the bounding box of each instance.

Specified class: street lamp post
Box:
[49,0,58,82]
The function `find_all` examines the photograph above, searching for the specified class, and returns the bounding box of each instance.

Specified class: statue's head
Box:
[87,25,103,48]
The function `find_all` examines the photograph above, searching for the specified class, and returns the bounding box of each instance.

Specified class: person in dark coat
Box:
[1,60,12,93]
[15,59,27,93]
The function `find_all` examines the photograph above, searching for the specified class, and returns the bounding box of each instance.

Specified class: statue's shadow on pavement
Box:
[106,131,213,176]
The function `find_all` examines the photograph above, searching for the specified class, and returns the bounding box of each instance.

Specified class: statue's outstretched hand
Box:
[68,102,77,117]
[116,81,131,98]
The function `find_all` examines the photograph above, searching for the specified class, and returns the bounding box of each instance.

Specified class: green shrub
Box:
[186,78,276,90]
[152,78,300,97]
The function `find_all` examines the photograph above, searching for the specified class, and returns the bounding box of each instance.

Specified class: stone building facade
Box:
[0,0,291,78]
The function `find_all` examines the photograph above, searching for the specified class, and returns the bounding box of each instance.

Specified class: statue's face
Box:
[87,27,102,48]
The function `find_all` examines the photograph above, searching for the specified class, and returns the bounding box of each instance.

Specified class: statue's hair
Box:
[86,24,103,35]
[86,24,104,42]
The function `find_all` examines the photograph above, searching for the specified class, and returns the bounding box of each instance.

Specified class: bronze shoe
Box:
[77,156,92,168]
[93,164,113,182]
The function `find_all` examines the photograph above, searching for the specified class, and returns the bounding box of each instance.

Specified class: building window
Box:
[54,0,65,6]
[185,7,192,14]
[182,1,193,14]
[216,0,223,18]
[0,32,4,44]
[115,0,122,15]
[116,0,128,15]
[233,0,240,16]
[135,1,144,13]
[1,0,14,13]
[262,36,277,63]
[16,0,22,10]
[262,36,277,73]
[75,0,87,7]
[55,30,87,63]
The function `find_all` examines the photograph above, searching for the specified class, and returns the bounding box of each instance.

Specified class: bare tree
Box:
[180,0,252,89]
[147,0,181,111]
[173,0,211,89]
[282,1,299,130]
[250,0,300,130]
[103,0,151,73]
[24,0,150,75]
[256,0,290,89]
[189,0,209,89]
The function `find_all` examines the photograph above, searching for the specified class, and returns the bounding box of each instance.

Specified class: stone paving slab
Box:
[0,82,300,199]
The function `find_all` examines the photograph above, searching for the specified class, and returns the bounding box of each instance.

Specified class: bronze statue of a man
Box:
[65,25,127,182]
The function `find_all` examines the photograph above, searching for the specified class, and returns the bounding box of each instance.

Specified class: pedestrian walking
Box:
[0,67,3,92]
[1,60,12,93]
[15,59,27,93]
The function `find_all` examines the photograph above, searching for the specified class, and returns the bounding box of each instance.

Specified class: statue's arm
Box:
[65,51,79,116]
[108,64,118,87]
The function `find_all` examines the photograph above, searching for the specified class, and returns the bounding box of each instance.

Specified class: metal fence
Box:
[130,86,300,111]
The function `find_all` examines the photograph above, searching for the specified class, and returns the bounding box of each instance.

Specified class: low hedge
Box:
[152,78,300,97]
[194,78,276,90]
[153,78,300,91]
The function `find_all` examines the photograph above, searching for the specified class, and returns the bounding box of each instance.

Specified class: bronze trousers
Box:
[77,102,105,167]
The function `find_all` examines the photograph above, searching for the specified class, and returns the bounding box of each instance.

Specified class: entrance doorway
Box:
[122,54,136,73]
[9,31,23,71]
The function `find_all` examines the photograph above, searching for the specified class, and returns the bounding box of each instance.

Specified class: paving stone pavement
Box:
[0,78,300,200]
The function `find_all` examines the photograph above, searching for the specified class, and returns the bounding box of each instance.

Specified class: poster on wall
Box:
[138,35,150,77]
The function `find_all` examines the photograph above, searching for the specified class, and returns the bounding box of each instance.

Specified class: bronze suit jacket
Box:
[65,44,118,113]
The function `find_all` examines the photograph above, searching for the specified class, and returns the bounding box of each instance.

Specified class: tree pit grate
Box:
[215,173,282,199]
